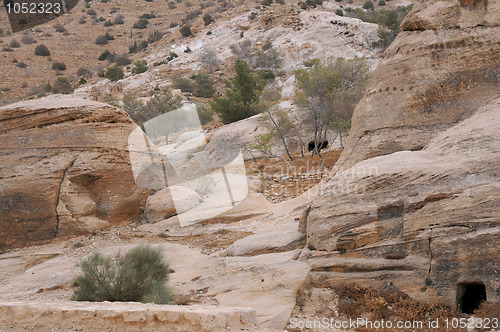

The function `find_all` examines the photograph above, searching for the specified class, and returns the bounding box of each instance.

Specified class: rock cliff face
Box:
[334,0,500,171]
[304,0,500,311]
[0,97,150,250]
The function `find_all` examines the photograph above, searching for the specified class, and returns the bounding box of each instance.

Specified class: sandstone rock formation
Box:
[0,96,150,250]
[144,186,202,223]
[334,0,500,171]
[303,0,500,312]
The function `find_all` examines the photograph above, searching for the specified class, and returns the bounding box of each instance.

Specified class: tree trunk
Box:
[267,110,294,161]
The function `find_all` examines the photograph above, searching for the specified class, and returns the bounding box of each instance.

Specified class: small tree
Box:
[230,39,254,68]
[144,89,182,121]
[200,47,219,73]
[211,60,259,124]
[105,64,124,81]
[34,44,50,56]
[295,57,370,151]
[254,46,282,71]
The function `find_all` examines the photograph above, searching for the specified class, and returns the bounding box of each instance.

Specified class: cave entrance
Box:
[457,282,487,314]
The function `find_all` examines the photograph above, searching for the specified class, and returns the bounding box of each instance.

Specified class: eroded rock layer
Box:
[0,97,150,250]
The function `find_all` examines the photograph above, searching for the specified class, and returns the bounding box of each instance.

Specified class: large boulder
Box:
[304,0,500,311]
[0,96,150,250]
[144,186,202,223]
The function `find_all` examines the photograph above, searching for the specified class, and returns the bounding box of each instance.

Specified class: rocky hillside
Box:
[0,0,407,105]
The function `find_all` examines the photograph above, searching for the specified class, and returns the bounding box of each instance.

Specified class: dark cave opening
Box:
[457,282,487,314]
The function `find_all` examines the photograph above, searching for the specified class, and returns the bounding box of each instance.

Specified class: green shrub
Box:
[114,14,125,24]
[72,245,171,304]
[133,18,149,29]
[173,75,195,93]
[363,0,374,10]
[16,61,28,68]
[203,14,214,26]
[211,60,260,124]
[52,61,67,70]
[180,25,192,37]
[114,55,132,66]
[95,34,109,45]
[77,67,92,78]
[148,30,164,43]
[378,0,386,5]
[52,77,73,94]
[303,58,320,68]
[34,44,50,56]
[9,39,20,48]
[132,60,148,74]
[98,50,113,61]
[21,34,36,44]
[105,64,124,81]
[192,73,216,98]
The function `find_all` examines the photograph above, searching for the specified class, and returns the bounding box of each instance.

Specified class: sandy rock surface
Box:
[0,96,150,250]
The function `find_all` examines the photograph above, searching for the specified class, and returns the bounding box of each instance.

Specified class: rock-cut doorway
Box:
[457,282,487,314]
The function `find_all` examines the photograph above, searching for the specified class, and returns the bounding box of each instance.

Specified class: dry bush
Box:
[474,302,500,318]
[333,283,463,332]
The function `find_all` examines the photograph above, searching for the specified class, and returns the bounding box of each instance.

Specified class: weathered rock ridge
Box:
[304,0,500,311]
[0,96,150,250]
[335,0,500,171]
